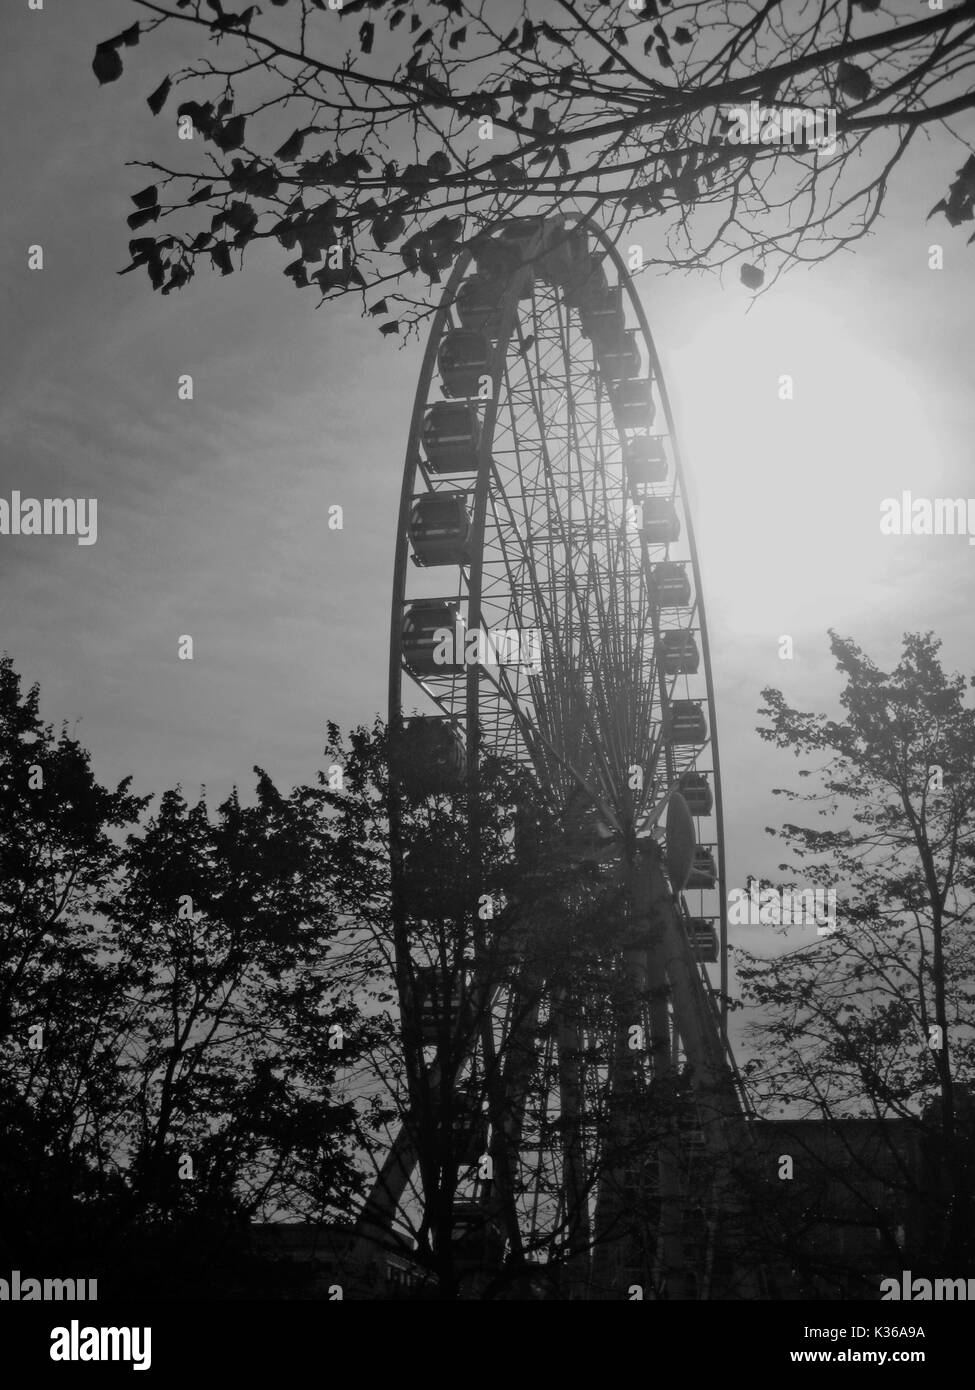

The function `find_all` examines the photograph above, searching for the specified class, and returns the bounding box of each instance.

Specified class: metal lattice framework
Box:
[354,215,761,1300]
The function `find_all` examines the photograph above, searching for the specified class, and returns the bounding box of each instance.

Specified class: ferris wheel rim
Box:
[388,216,726,951]
[377,214,737,1285]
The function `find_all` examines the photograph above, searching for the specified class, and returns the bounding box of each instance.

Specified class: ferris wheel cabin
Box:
[687,846,718,890]
[669,699,708,744]
[677,770,713,817]
[438,329,492,397]
[686,918,719,963]
[409,493,472,567]
[455,273,505,333]
[413,965,466,1045]
[625,435,669,486]
[421,402,481,473]
[660,630,701,675]
[401,599,462,674]
[394,716,466,799]
[640,496,681,545]
[596,329,640,382]
[650,561,692,607]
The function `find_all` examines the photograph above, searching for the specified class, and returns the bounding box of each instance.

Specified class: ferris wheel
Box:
[353,215,759,1300]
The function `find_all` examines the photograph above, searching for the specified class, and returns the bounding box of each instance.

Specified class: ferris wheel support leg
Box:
[646,936,692,1299]
[482,979,543,1277]
[642,853,767,1299]
[555,1002,591,1298]
[350,1117,421,1290]
[591,941,652,1299]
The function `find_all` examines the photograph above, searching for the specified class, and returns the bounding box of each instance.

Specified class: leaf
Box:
[510,78,532,112]
[740,263,764,290]
[177,101,216,138]
[359,21,374,54]
[92,44,123,85]
[938,157,975,226]
[210,243,234,275]
[131,184,159,209]
[118,22,141,47]
[380,321,399,336]
[390,9,406,29]
[283,257,308,286]
[411,13,421,31]
[599,55,614,73]
[490,160,521,185]
[161,264,190,295]
[147,76,172,115]
[213,115,247,152]
[371,207,406,249]
[519,20,536,51]
[673,26,692,44]
[556,146,570,173]
[275,128,307,161]
[656,44,672,69]
[414,27,433,46]
[837,59,871,103]
[223,200,258,234]
[613,26,627,46]
[118,238,159,274]
[532,107,553,135]
[188,185,214,204]
[127,205,161,230]
[228,158,278,198]
[426,151,450,178]
[368,298,388,316]
[449,26,467,50]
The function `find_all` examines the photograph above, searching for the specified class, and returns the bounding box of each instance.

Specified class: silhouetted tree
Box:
[739,631,975,1284]
[0,655,148,1275]
[0,655,365,1295]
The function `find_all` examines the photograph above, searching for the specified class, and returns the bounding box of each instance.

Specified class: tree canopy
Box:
[99,1,975,329]
[739,631,975,1269]
[0,655,364,1295]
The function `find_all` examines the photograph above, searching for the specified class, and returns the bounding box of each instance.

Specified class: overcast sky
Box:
[2,2,973,975]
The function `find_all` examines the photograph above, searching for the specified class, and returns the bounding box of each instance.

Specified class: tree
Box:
[105,776,369,1278]
[738,631,975,1286]
[100,1,975,327]
[0,655,365,1295]
[0,655,149,1275]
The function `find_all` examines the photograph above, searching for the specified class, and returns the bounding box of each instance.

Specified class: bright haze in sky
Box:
[1,2,973,983]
